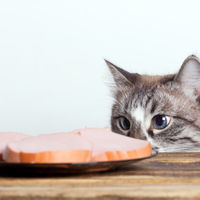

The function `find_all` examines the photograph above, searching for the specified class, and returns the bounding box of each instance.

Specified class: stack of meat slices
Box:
[0,128,152,163]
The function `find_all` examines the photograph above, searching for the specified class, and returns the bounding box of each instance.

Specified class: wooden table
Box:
[0,152,200,199]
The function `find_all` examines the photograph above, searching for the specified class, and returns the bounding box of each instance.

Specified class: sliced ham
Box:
[3,128,152,163]
[78,128,152,161]
[0,132,29,161]
[3,131,92,163]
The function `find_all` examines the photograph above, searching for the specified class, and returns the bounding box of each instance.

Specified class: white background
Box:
[0,0,199,135]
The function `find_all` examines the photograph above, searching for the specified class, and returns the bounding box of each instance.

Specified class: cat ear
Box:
[105,59,139,89]
[175,55,200,89]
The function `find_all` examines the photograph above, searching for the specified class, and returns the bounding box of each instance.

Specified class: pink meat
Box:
[78,128,151,160]
[6,132,91,153]
[3,131,92,162]
[0,132,29,160]
[2,128,152,163]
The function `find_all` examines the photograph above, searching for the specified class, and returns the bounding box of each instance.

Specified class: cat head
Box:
[106,55,200,152]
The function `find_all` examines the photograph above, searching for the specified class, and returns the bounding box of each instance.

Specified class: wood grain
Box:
[0,153,200,199]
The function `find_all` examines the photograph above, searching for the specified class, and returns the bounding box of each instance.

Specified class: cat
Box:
[105,55,200,152]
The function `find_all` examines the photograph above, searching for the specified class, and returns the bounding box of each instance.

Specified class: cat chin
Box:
[156,147,200,152]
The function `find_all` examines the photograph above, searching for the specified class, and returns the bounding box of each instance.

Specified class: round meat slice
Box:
[78,128,152,161]
[0,132,30,161]
[3,132,92,163]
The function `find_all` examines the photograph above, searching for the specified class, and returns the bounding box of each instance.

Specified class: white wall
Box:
[0,0,199,135]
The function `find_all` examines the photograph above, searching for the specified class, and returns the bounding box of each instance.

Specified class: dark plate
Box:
[0,152,157,177]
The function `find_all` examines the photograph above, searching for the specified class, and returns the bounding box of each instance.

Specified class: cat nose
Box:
[130,130,147,140]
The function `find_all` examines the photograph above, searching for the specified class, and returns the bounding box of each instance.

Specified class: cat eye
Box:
[119,117,130,131]
[151,115,171,130]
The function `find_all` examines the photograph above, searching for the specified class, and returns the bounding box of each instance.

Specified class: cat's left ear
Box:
[175,55,200,95]
[105,59,140,90]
